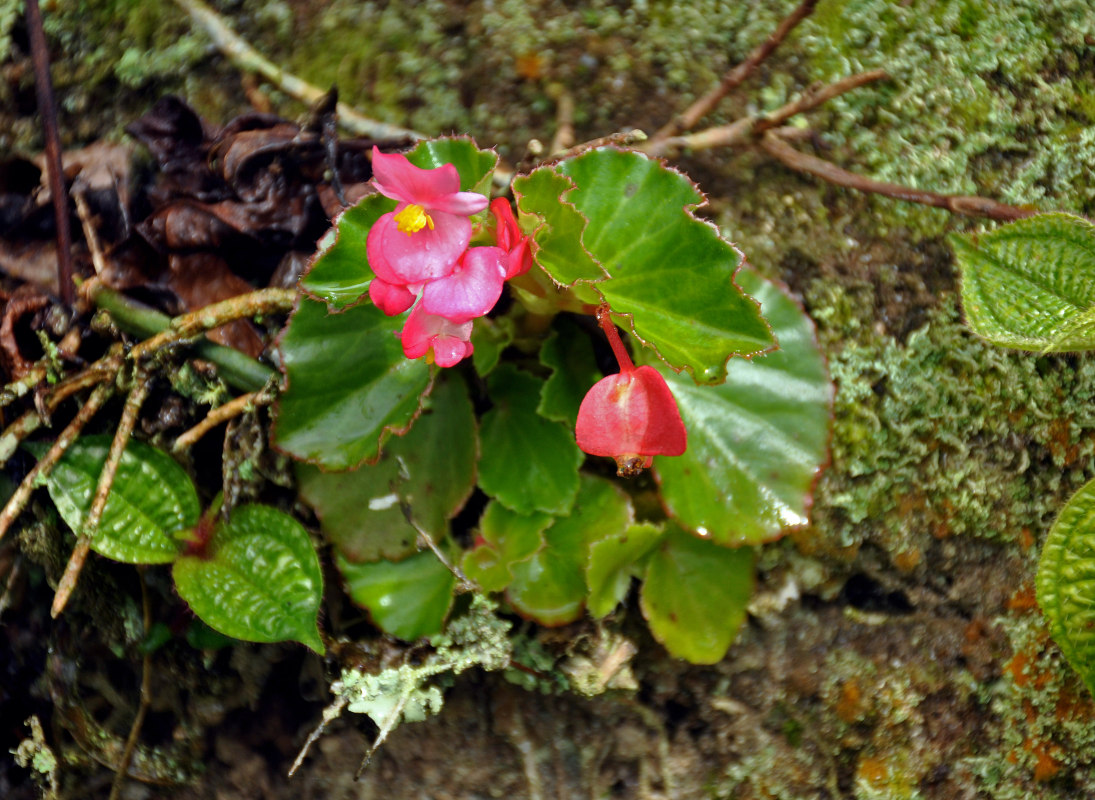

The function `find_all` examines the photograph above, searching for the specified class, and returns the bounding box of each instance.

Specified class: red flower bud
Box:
[575,308,687,476]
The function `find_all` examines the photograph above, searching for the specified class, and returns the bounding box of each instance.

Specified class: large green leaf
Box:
[299,196,394,309]
[173,505,325,653]
[507,475,632,626]
[1037,476,1095,696]
[514,149,774,383]
[640,524,754,664]
[33,435,198,564]
[273,295,431,470]
[462,502,553,593]
[405,137,498,198]
[298,374,478,563]
[654,267,831,546]
[337,549,455,640]
[478,365,583,515]
[951,213,1095,352]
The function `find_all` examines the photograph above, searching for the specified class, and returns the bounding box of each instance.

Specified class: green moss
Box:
[810,285,1095,555]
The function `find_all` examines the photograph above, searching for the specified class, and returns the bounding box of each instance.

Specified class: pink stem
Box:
[596,306,634,373]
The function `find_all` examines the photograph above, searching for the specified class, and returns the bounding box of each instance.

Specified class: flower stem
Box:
[596,306,634,373]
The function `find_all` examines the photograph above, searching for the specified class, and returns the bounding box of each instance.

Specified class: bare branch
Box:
[645,70,888,157]
[651,0,820,143]
[52,369,151,618]
[758,131,1038,222]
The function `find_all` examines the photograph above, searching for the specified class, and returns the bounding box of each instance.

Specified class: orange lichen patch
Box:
[835,679,867,724]
[1027,737,1064,782]
[514,53,544,80]
[1006,652,1053,691]
[1045,418,1078,465]
[1018,527,1036,551]
[893,547,921,572]
[1007,583,1040,613]
[857,756,889,787]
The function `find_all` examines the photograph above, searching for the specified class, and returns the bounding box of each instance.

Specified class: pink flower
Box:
[400,304,474,367]
[366,147,489,287]
[490,198,533,279]
[420,246,508,323]
[576,366,687,476]
[575,307,687,476]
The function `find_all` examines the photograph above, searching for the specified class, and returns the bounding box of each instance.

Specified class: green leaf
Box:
[654,266,831,546]
[33,435,198,564]
[640,524,754,664]
[586,522,666,618]
[1037,476,1095,696]
[538,317,602,428]
[478,365,583,515]
[512,167,607,285]
[298,374,478,563]
[337,549,455,640]
[172,505,325,653]
[507,475,632,626]
[951,213,1095,352]
[461,502,553,593]
[299,196,395,310]
[405,137,498,198]
[519,150,774,383]
[470,316,515,377]
[273,295,431,470]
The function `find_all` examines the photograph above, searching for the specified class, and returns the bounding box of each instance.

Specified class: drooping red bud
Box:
[575,365,687,477]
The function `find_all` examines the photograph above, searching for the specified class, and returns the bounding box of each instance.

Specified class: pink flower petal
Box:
[491,198,533,278]
[420,246,508,323]
[367,209,471,285]
[429,191,489,216]
[371,147,461,205]
[368,277,417,316]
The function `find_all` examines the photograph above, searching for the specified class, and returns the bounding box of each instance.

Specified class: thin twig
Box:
[645,70,888,157]
[399,501,477,594]
[174,0,424,141]
[758,131,1038,222]
[0,381,114,543]
[288,695,348,779]
[107,568,153,800]
[25,0,74,306]
[651,0,819,143]
[74,190,108,277]
[0,364,49,410]
[128,288,297,362]
[355,691,411,780]
[52,370,151,618]
[173,387,273,452]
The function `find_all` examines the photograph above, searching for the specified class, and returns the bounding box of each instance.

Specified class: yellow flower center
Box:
[394,204,434,234]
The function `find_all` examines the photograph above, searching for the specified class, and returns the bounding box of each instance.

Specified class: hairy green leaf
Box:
[586,522,666,618]
[299,195,394,309]
[173,505,325,653]
[1037,476,1095,696]
[952,213,1095,351]
[34,435,198,564]
[462,502,553,593]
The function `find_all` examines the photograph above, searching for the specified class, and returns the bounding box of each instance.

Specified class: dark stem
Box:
[25,0,75,306]
[596,306,634,373]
